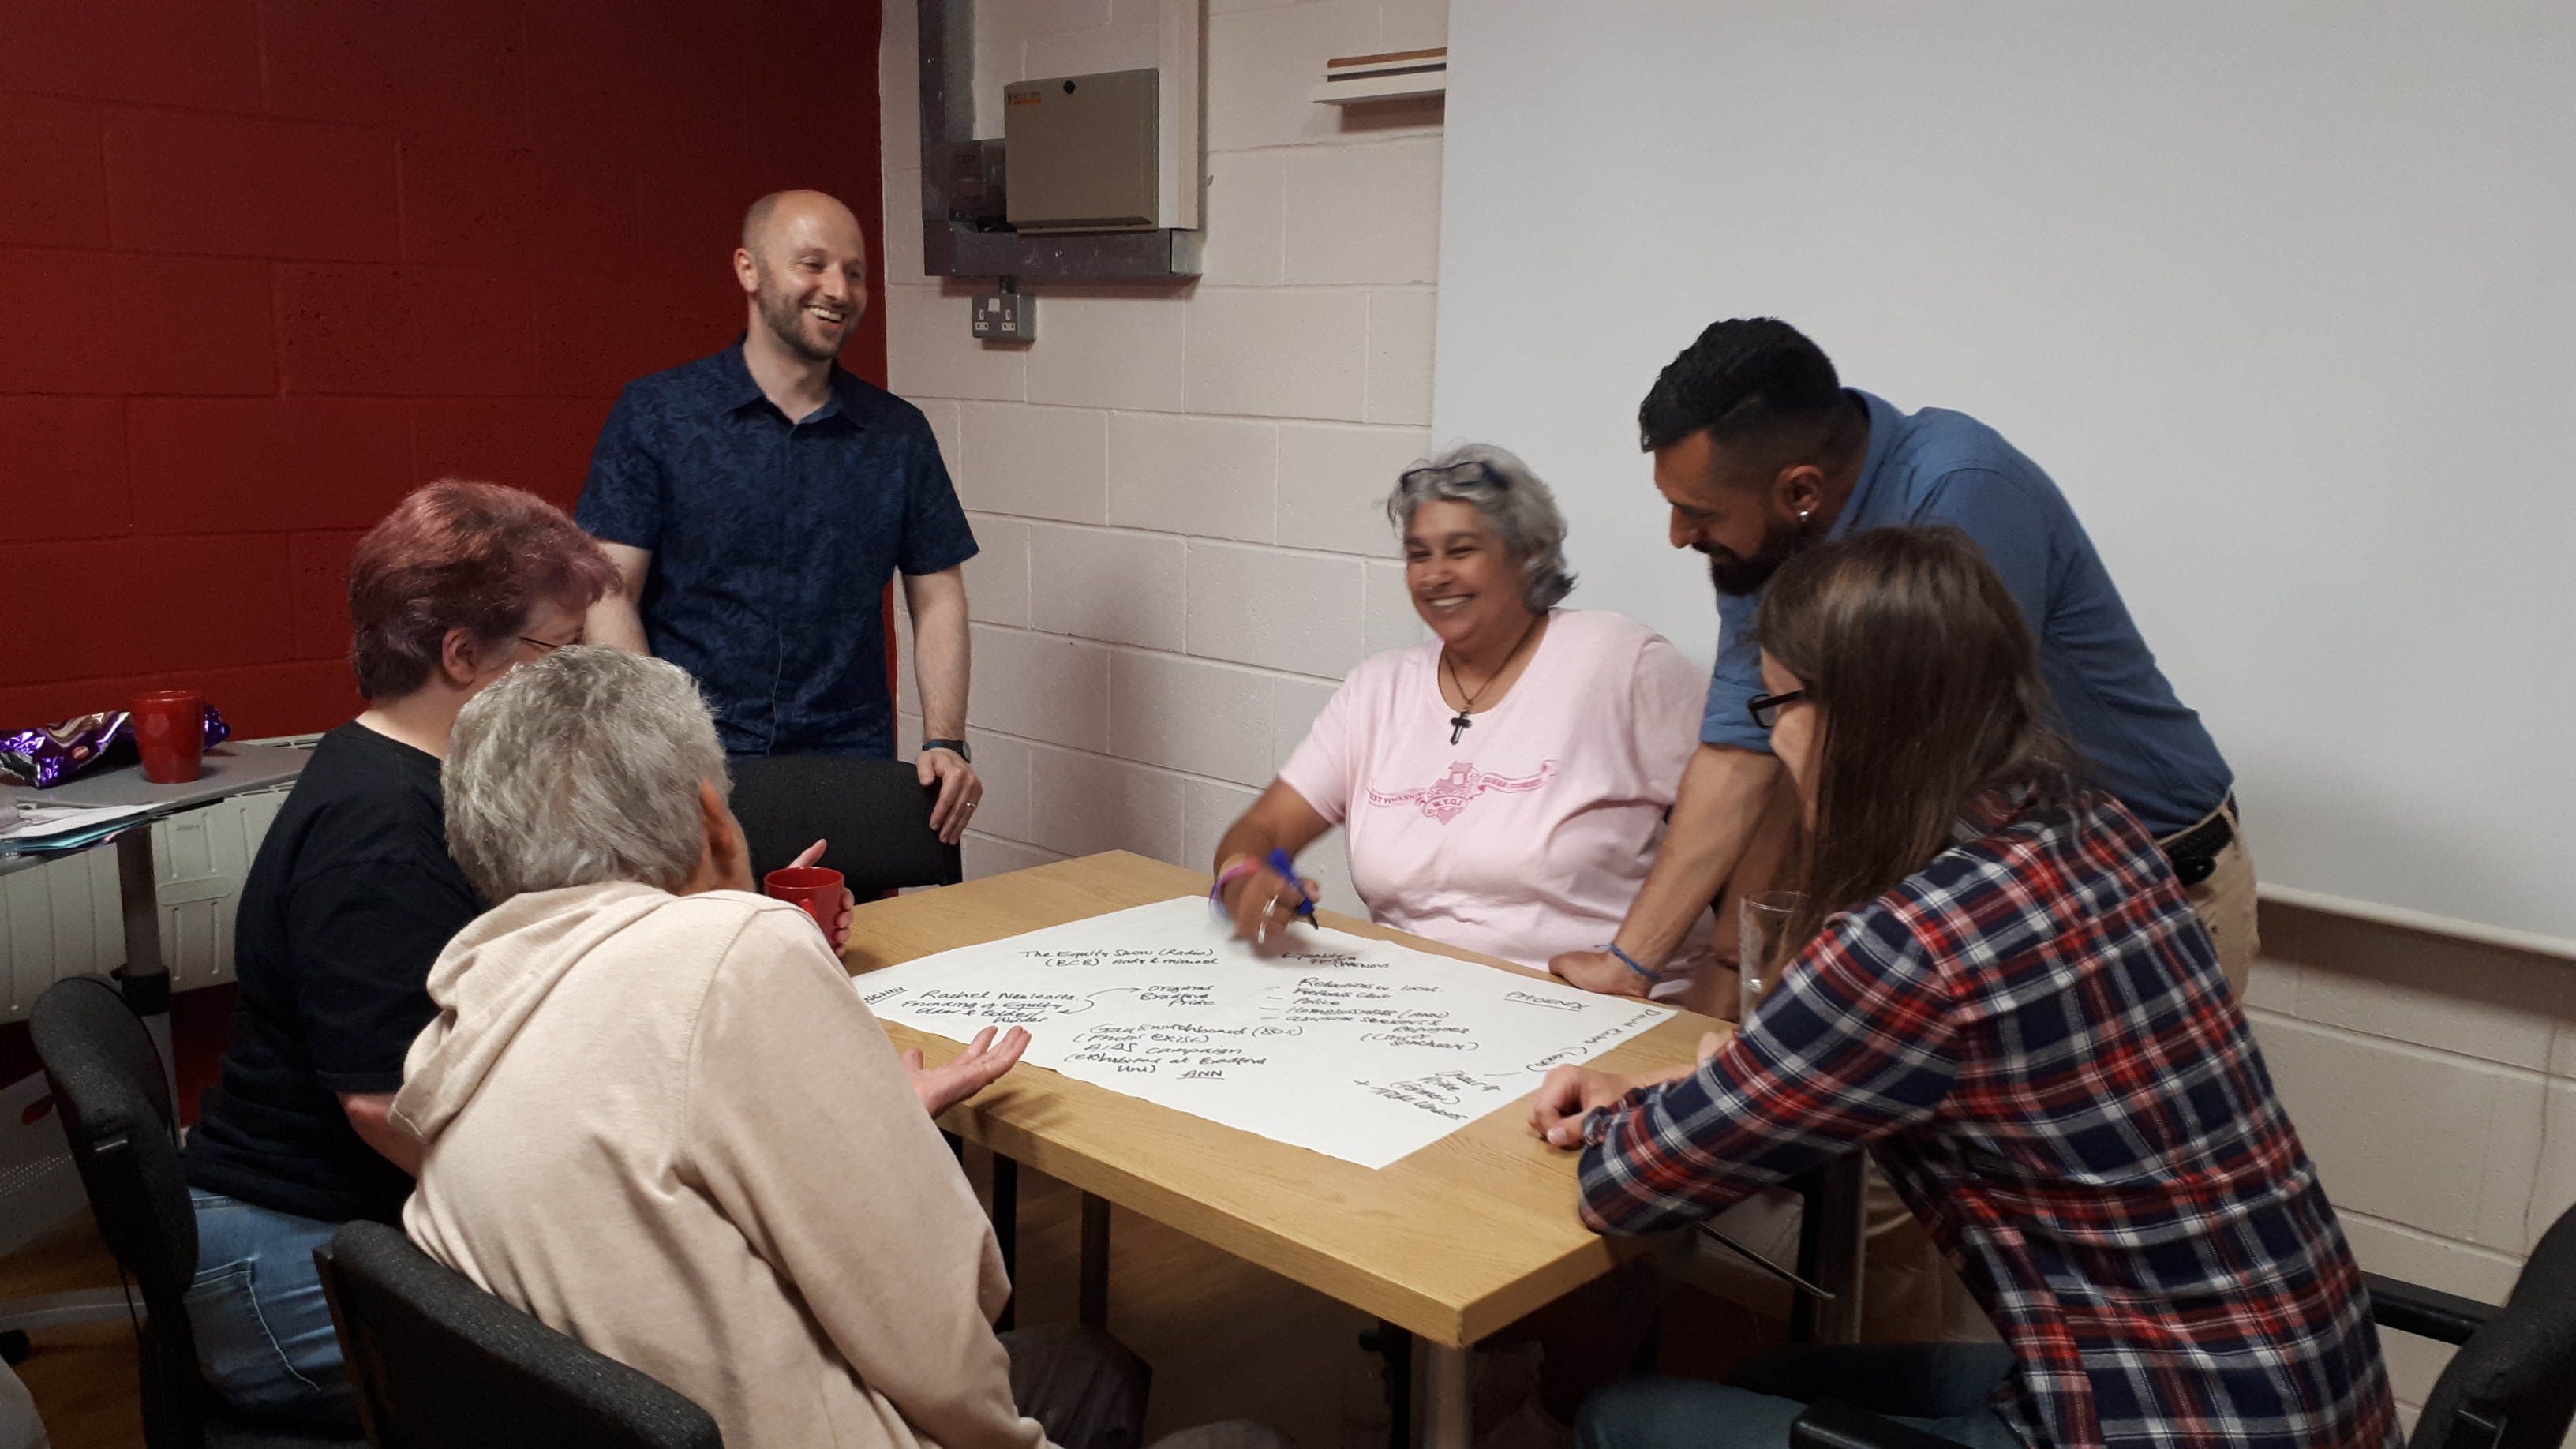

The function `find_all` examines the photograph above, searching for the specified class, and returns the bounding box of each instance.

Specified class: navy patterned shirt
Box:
[577,343,978,758]
[1578,792,2397,1449]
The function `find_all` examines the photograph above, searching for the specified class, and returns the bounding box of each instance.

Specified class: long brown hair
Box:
[1755,526,2084,952]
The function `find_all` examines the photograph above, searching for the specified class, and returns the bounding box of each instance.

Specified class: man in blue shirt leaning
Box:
[579,190,983,841]
[1551,318,2253,1002]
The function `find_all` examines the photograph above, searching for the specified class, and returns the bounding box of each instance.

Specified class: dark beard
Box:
[1702,513,1818,596]
[758,282,841,364]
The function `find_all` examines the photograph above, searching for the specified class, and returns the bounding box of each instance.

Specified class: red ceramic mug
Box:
[764,865,845,940]
[131,691,205,784]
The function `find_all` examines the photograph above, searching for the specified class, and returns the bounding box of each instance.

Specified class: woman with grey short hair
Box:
[396,647,1276,1449]
[1209,444,1718,992]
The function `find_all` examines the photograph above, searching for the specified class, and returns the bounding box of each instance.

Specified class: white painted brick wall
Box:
[882,0,1443,919]
[1183,541,1368,677]
[1105,413,1278,541]
[957,403,1110,523]
[961,512,1034,627]
[968,623,1111,753]
[1183,286,1372,420]
[1365,288,1437,425]
[2238,912,2576,1435]
[1282,137,1443,285]
[1276,421,1430,553]
[1029,744,1188,862]
[1108,650,1276,787]
[889,290,1027,401]
[1030,524,1188,650]
[1024,292,1192,412]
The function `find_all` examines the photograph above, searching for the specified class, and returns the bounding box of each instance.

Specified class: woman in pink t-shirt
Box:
[1210,444,1716,994]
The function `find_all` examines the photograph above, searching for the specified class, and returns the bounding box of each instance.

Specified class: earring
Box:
[1797,509,1813,522]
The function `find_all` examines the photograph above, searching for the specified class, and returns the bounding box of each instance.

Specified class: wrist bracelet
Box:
[1599,942,1663,982]
[1209,860,1260,916]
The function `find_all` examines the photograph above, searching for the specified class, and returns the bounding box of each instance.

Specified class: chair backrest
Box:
[726,754,962,896]
[316,1221,721,1449]
[2412,1201,2576,1449]
[28,975,208,1448]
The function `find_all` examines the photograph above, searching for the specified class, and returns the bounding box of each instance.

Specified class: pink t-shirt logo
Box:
[1364,759,1556,825]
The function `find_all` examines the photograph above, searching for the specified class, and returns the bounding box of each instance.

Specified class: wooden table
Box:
[842,850,1731,1449]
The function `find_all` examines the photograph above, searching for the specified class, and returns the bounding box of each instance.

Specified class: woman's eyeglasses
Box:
[1745,689,1807,730]
[1400,460,1503,491]
[518,635,578,654]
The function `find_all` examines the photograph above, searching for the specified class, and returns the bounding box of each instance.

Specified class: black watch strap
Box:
[920,738,972,763]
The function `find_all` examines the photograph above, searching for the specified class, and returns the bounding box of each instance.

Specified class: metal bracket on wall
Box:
[916,0,1203,282]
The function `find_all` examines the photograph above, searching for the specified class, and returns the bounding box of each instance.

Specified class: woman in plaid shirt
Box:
[1532,527,2396,1449]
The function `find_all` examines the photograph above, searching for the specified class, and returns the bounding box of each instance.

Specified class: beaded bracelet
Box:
[1208,856,1260,917]
[1599,942,1664,982]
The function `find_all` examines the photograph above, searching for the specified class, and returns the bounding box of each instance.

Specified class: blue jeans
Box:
[185,1189,358,1425]
[1578,1345,2026,1449]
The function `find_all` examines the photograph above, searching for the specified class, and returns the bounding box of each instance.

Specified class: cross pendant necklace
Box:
[1440,612,1546,745]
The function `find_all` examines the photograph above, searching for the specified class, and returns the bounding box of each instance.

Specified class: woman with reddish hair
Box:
[178,480,620,1425]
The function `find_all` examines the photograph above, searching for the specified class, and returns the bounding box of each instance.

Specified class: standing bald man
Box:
[580,190,983,841]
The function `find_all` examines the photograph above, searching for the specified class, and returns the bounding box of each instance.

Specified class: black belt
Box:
[2159,794,2237,886]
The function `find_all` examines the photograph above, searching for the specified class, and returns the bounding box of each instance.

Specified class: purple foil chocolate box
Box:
[0,704,232,788]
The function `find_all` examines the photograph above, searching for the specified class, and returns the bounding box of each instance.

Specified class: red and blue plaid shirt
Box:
[1578,792,2398,1449]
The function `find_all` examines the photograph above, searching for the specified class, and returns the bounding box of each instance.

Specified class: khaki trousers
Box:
[1859,800,2263,1344]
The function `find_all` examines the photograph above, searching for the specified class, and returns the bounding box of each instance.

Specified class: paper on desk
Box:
[855,895,1672,1170]
[0,799,149,854]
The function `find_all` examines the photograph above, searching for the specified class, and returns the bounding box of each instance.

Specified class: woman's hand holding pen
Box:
[1216,850,1321,948]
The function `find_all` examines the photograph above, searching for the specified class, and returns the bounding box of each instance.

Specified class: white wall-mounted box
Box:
[1005,69,1163,233]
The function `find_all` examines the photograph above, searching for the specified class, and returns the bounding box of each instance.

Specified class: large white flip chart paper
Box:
[856,896,1672,1170]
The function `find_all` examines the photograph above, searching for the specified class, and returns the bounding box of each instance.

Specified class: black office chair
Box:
[315,1221,721,1449]
[726,754,963,895]
[1785,1200,2576,1449]
[728,757,1018,1320]
[28,975,363,1449]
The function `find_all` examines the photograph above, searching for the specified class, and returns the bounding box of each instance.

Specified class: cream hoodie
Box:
[394,881,1045,1449]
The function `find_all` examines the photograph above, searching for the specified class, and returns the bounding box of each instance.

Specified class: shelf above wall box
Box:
[1311,47,1447,106]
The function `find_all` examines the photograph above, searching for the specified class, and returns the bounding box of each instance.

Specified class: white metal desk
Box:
[6,743,313,1082]
[0,744,311,1337]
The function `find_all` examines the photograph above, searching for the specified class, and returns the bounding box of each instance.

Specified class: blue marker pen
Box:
[1265,847,1318,924]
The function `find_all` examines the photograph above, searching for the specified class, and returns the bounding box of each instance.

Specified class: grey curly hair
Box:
[1384,443,1577,613]
[444,646,730,903]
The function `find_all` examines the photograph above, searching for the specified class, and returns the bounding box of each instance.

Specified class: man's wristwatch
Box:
[920,739,972,763]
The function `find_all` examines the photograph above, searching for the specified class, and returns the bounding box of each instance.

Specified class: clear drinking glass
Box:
[1737,889,1805,1022]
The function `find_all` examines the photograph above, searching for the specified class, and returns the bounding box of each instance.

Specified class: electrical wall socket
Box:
[971,292,1034,342]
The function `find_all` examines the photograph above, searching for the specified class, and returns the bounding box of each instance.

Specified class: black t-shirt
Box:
[182,723,480,1224]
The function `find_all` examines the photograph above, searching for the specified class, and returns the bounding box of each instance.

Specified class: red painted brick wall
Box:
[0,0,888,739]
